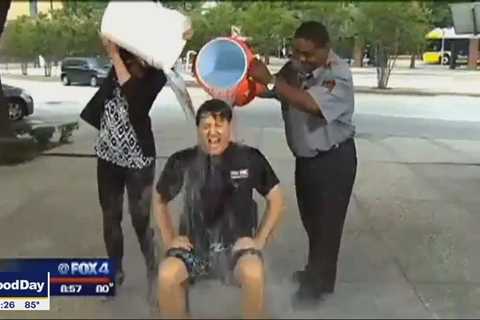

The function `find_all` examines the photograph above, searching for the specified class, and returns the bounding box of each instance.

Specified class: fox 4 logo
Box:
[58,261,110,276]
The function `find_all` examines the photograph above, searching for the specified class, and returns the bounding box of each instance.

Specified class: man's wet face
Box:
[198,113,232,156]
[292,38,330,73]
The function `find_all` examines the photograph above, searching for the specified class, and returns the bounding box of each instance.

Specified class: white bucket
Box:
[101,1,190,71]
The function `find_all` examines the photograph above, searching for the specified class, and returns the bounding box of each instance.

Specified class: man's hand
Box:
[233,237,259,252]
[254,236,267,250]
[248,59,273,86]
[166,236,193,251]
[101,36,120,59]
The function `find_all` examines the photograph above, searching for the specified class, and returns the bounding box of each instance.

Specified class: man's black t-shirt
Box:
[156,143,279,257]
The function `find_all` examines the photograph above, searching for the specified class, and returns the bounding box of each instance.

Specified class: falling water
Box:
[165,68,196,122]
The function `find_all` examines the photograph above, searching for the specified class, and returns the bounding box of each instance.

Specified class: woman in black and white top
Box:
[80,38,166,303]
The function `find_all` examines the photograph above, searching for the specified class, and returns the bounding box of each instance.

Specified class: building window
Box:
[29,0,38,17]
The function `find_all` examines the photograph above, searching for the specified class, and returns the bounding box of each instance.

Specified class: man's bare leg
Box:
[158,257,190,319]
[234,254,265,319]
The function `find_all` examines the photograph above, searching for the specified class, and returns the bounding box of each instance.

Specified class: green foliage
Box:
[239,2,297,56]
[289,1,356,41]
[162,1,203,12]
[2,1,106,67]
[354,1,430,52]
[352,1,431,88]
[186,2,239,52]
[1,15,36,61]
[424,1,453,28]
[0,0,440,84]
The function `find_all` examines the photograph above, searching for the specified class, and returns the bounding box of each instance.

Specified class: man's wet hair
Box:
[195,99,233,126]
[294,21,330,48]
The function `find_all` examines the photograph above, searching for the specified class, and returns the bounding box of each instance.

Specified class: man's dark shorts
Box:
[165,243,262,285]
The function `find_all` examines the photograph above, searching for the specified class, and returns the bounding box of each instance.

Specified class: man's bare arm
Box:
[153,192,176,247]
[255,185,285,249]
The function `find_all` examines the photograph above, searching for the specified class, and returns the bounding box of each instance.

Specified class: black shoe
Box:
[292,265,311,283]
[291,285,325,310]
[292,269,309,283]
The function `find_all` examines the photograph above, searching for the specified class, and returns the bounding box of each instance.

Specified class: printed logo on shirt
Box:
[230,169,249,180]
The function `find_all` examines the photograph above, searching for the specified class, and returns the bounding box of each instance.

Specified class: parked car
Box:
[2,84,34,121]
[60,57,111,87]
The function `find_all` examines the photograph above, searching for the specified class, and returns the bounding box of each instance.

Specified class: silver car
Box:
[2,84,34,121]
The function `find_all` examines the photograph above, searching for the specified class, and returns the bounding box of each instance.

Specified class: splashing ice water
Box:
[165,69,196,122]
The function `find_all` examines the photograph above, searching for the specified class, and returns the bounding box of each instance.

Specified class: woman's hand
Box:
[102,36,120,59]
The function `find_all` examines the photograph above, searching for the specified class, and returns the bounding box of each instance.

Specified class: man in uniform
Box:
[249,21,357,306]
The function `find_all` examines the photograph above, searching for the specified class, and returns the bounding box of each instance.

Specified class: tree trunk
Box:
[21,62,28,75]
[375,45,389,89]
[353,38,364,68]
[377,67,387,89]
[44,61,52,77]
[410,54,416,69]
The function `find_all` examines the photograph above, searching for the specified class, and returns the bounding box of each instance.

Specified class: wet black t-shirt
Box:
[156,143,279,257]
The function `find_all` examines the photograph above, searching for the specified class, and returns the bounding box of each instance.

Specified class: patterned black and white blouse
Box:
[95,84,154,169]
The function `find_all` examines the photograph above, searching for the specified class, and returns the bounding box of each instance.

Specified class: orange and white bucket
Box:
[195,37,266,107]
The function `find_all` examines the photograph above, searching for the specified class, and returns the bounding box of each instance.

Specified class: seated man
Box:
[154,99,285,318]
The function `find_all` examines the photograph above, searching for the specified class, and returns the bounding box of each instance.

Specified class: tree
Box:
[64,0,108,16]
[58,2,105,57]
[240,2,297,63]
[162,0,204,12]
[400,2,431,69]
[267,2,358,63]
[2,6,105,77]
[30,12,67,76]
[424,1,453,28]
[289,1,355,41]
[353,1,431,88]
[3,2,108,74]
[68,9,104,57]
[185,2,240,52]
[2,16,36,75]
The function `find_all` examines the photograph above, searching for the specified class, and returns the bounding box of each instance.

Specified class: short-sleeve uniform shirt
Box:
[281,51,355,157]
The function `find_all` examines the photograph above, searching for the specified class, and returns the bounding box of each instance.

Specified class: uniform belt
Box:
[298,138,353,159]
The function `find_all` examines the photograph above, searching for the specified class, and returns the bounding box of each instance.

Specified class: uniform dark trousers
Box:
[295,138,357,294]
[97,158,157,280]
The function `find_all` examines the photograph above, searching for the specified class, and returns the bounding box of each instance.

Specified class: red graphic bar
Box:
[50,277,112,284]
